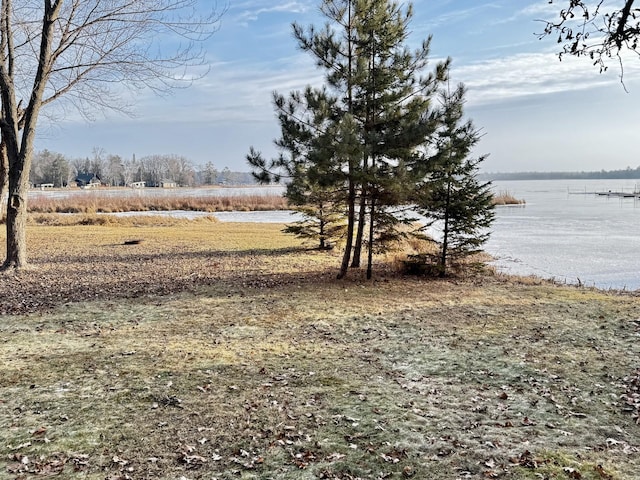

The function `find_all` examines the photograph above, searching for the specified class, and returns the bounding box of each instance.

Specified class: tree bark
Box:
[366,195,375,279]
[337,177,356,279]
[615,0,636,49]
[439,180,451,277]
[0,139,7,219]
[3,166,27,268]
[351,188,367,268]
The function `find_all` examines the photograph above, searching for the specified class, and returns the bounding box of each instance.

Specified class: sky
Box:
[34,1,640,173]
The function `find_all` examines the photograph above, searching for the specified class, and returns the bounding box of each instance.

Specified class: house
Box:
[160,180,177,188]
[75,173,101,189]
[128,181,146,188]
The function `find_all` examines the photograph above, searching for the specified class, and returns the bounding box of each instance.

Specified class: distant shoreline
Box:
[480,169,640,181]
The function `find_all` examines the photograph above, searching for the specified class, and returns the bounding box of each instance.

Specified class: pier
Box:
[568,187,640,198]
[594,191,639,198]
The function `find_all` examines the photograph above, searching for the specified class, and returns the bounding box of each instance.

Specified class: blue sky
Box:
[35,1,640,173]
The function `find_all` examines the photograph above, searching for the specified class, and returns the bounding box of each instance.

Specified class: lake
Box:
[487,179,640,291]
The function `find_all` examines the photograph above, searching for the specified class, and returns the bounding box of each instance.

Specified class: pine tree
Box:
[283,180,347,249]
[415,85,495,277]
[248,0,448,279]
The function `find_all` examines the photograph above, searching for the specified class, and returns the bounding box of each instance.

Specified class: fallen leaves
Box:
[0,222,318,315]
[7,452,89,476]
[621,368,640,424]
[177,445,208,469]
[510,450,544,469]
[2,223,640,479]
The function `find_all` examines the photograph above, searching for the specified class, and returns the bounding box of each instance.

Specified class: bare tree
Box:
[540,1,640,75]
[121,155,138,187]
[164,154,194,186]
[88,147,106,179]
[0,0,223,269]
[70,156,90,178]
[138,154,165,186]
[105,154,124,187]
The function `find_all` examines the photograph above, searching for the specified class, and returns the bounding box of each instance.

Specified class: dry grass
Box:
[27,213,220,227]
[493,191,526,206]
[1,217,639,479]
[27,191,288,214]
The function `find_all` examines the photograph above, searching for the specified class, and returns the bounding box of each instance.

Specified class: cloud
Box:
[514,2,560,20]
[414,2,502,33]
[129,53,324,125]
[232,0,312,26]
[452,50,636,106]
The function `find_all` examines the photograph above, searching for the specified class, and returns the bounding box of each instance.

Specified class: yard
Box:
[0,217,639,479]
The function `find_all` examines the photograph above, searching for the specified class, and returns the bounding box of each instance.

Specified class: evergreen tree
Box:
[283,180,347,249]
[202,162,218,185]
[248,0,448,279]
[415,85,495,277]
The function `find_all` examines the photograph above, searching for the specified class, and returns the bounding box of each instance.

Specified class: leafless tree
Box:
[164,153,195,186]
[0,138,8,217]
[105,154,124,187]
[121,155,138,187]
[0,0,224,269]
[540,1,640,76]
[138,154,165,186]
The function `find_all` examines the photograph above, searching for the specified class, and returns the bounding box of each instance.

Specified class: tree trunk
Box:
[319,205,326,249]
[337,177,356,279]
[351,188,367,268]
[439,180,451,278]
[351,150,369,269]
[0,139,7,219]
[3,173,27,269]
[366,195,375,279]
[0,0,61,270]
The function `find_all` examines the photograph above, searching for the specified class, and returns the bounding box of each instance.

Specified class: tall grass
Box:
[27,192,289,214]
[27,213,220,226]
[492,190,525,205]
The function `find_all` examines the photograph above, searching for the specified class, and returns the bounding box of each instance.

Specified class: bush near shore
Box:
[492,190,525,205]
[0,218,639,479]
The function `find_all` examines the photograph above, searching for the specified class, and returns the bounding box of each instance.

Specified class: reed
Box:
[492,190,525,205]
[27,192,289,214]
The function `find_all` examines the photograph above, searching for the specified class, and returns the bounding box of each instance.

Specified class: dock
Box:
[568,187,640,198]
[594,191,639,198]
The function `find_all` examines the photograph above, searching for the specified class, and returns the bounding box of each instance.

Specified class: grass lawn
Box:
[1,217,639,479]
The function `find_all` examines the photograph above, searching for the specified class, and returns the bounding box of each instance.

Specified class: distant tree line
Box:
[29,148,256,187]
[481,167,640,181]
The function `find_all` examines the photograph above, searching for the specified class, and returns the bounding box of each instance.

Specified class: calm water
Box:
[488,179,640,290]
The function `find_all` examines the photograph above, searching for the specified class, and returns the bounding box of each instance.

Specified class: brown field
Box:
[0,217,639,479]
